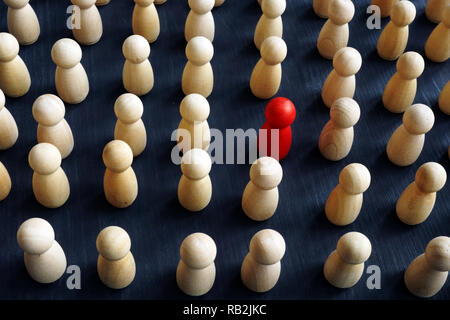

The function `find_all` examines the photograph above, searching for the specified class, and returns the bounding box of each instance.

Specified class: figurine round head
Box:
[250,229,286,265]
[186,36,214,65]
[261,0,286,19]
[32,94,66,126]
[96,226,131,261]
[51,38,82,68]
[415,162,447,193]
[181,148,212,180]
[4,0,30,9]
[390,0,416,27]
[180,94,210,122]
[328,0,355,25]
[403,104,434,135]
[180,232,216,269]
[102,140,134,172]
[337,232,372,264]
[123,35,150,63]
[425,236,450,272]
[114,93,144,124]
[188,0,215,14]
[260,36,287,65]
[339,163,371,195]
[330,98,360,128]
[250,157,283,190]
[265,97,296,128]
[396,52,424,80]
[28,143,62,175]
[0,33,19,62]
[17,218,55,255]
[333,47,362,77]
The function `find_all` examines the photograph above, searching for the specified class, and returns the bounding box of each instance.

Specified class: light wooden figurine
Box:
[177,233,216,296]
[254,0,286,50]
[386,104,435,166]
[0,89,18,150]
[425,5,450,63]
[97,226,136,289]
[241,229,286,292]
[439,81,450,115]
[0,33,31,98]
[382,52,424,113]
[242,157,283,221]
[17,218,67,283]
[182,36,214,98]
[313,0,331,18]
[133,0,160,43]
[29,143,70,208]
[32,94,74,159]
[96,0,111,6]
[214,0,224,7]
[321,47,362,108]
[103,140,138,208]
[185,0,215,42]
[396,162,447,225]
[122,35,154,96]
[51,38,89,104]
[324,232,372,288]
[0,161,11,201]
[4,0,40,45]
[114,93,147,157]
[377,0,416,61]
[250,36,287,100]
[426,0,449,23]
[404,236,450,298]
[178,148,212,212]
[371,0,399,18]
[319,97,360,161]
[317,0,355,60]
[71,0,103,45]
[155,0,167,4]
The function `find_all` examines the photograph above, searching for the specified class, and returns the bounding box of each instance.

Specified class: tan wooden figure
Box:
[254,0,286,50]
[51,38,89,104]
[241,229,286,292]
[177,94,211,153]
[178,148,212,212]
[214,0,224,7]
[325,163,371,226]
[377,0,416,61]
[425,6,450,63]
[321,47,362,108]
[242,157,283,221]
[97,226,136,289]
[313,0,331,18]
[122,35,154,96]
[96,0,111,6]
[133,0,160,43]
[382,52,425,113]
[177,233,216,296]
[317,0,355,60]
[103,140,138,208]
[185,0,215,42]
[182,36,214,98]
[114,93,147,157]
[319,97,360,161]
[386,104,435,166]
[371,0,399,18]
[250,36,287,100]
[324,232,372,288]
[439,81,450,115]
[0,89,18,150]
[71,0,103,45]
[0,161,11,201]
[426,0,449,23]
[155,0,167,4]
[396,162,447,225]
[4,0,40,45]
[28,143,70,208]
[0,33,31,98]
[17,218,67,283]
[32,94,74,159]
[404,236,450,298]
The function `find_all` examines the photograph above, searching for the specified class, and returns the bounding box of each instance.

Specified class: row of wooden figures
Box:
[15,218,450,298]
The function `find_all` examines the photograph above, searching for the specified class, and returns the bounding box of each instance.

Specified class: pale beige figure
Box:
[405,236,450,298]
[4,0,40,45]
[425,6,450,63]
[97,226,136,289]
[17,218,67,284]
[71,0,103,45]
[371,0,399,18]
[250,36,287,100]
[0,89,18,150]
[396,162,447,225]
[122,35,154,96]
[439,81,450,115]
[182,36,214,98]
[242,157,283,221]
[0,161,11,201]
[51,38,89,104]
[133,0,160,43]
[377,0,416,61]
[185,0,215,42]
[96,0,111,5]
[214,0,224,6]
[322,47,362,108]
[317,0,355,60]
[114,93,147,157]
[387,104,435,166]
[426,0,449,23]
[382,52,424,113]
[324,232,372,288]
[0,33,31,98]
[241,229,286,293]
[29,143,70,209]
[177,233,216,296]
[32,94,74,159]
[313,0,331,18]
[103,140,138,208]
[319,97,360,161]
[254,0,286,50]
[178,148,212,212]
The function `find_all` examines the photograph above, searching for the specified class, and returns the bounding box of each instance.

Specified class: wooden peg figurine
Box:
[4,0,40,45]
[0,33,31,98]
[405,236,450,298]
[185,0,215,42]
[214,0,224,7]
[426,0,449,23]
[0,161,11,201]
[71,0,103,45]
[371,0,399,18]
[177,233,216,296]
[313,0,331,18]
[396,162,447,225]
[387,104,435,166]
[382,52,425,113]
[322,47,362,108]
[425,6,450,63]
[96,0,111,6]
[133,0,160,43]
[32,94,74,159]
[97,226,136,289]
[324,232,372,288]
[439,81,450,115]
[51,38,89,104]
[103,140,138,208]
[0,89,18,150]
[254,0,286,50]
